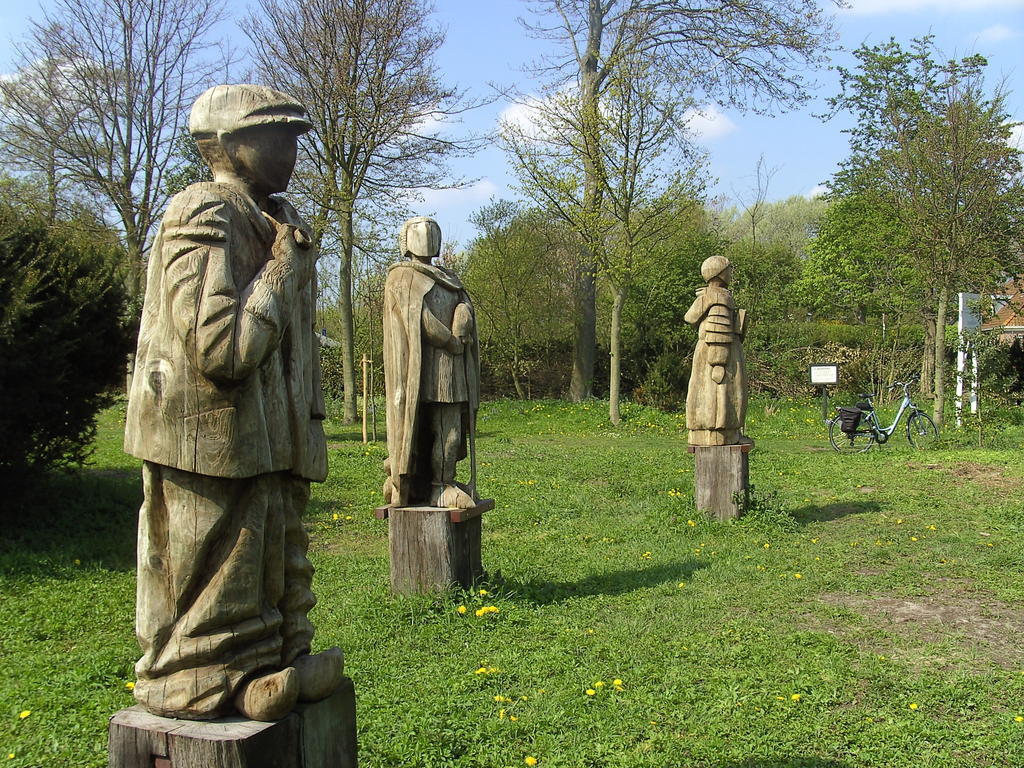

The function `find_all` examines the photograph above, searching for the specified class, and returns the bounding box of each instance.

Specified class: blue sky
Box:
[2,0,1022,247]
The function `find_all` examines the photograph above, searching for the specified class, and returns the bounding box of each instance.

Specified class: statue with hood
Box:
[382,216,480,509]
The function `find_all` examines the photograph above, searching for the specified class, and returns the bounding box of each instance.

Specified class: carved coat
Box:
[382,260,479,506]
[124,182,327,482]
[685,285,748,442]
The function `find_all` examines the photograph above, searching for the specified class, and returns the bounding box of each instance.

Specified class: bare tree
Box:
[244,0,486,424]
[511,0,840,401]
[0,0,228,295]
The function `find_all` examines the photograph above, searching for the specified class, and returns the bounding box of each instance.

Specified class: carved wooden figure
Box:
[379,217,489,593]
[382,216,480,509]
[123,85,343,724]
[685,255,752,447]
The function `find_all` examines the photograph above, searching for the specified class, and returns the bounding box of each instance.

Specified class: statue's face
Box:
[405,220,441,262]
[222,124,299,196]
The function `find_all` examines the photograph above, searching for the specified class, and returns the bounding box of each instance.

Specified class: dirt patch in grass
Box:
[812,587,1024,670]
[908,460,1023,491]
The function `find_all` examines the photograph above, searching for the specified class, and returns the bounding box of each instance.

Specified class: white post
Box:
[956,292,981,427]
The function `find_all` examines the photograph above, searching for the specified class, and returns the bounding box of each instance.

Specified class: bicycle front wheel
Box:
[829,418,876,454]
[906,411,938,449]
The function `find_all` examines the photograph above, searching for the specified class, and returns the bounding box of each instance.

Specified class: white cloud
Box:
[806,184,830,199]
[417,179,500,211]
[1008,122,1024,149]
[844,0,1024,13]
[682,105,738,142]
[976,23,1018,42]
[498,98,541,133]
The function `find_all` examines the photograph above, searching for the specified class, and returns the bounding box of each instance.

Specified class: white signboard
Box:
[809,364,839,386]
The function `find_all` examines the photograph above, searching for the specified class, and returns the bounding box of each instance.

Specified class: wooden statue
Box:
[382,216,480,509]
[685,255,752,446]
[123,84,342,722]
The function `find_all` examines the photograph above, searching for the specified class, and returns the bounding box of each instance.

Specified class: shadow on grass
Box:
[709,760,851,768]
[791,500,881,525]
[498,560,709,606]
[0,467,141,576]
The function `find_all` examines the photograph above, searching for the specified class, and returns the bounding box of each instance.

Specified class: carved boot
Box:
[234,667,299,722]
[431,482,475,509]
[293,647,344,702]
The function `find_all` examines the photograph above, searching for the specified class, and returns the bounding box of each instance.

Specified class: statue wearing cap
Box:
[382,216,480,509]
[684,255,752,446]
[124,84,342,721]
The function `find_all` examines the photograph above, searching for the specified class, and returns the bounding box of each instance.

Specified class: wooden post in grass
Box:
[688,444,751,521]
[374,501,493,593]
[108,678,356,768]
[361,355,369,444]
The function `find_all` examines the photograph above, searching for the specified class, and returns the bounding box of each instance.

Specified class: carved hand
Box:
[445,335,465,355]
[452,303,474,344]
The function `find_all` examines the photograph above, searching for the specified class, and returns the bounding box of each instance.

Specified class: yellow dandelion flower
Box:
[510,715,519,721]
[613,679,623,686]
[457,605,467,614]
[125,681,135,690]
[478,589,489,596]
[677,582,685,588]
[687,519,696,527]
[909,702,919,710]
[791,694,801,701]
[345,515,353,520]
[1015,716,1023,723]
[524,757,538,767]
[794,573,802,579]
[332,513,339,521]
[594,681,605,688]
[498,709,506,719]
[911,537,918,542]
[474,666,488,674]
[18,711,30,719]
[585,689,596,696]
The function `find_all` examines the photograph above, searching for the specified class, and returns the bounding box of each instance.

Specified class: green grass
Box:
[2,397,1023,767]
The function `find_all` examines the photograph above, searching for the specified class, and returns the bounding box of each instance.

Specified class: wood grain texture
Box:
[684,256,751,447]
[692,445,750,522]
[385,505,489,593]
[108,679,356,768]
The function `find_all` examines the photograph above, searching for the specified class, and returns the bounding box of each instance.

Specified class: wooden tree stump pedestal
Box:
[688,444,752,521]
[375,500,494,593]
[108,677,356,768]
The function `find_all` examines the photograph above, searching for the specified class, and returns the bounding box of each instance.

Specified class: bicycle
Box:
[829,380,939,453]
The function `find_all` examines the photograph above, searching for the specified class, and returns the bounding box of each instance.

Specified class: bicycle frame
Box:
[861,386,918,441]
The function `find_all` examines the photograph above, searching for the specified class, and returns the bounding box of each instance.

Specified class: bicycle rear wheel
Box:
[906,411,938,449]
[829,418,876,453]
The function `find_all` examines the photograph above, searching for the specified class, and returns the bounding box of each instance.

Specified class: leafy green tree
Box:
[0,203,133,487]
[824,36,1024,426]
[462,200,575,398]
[511,0,840,402]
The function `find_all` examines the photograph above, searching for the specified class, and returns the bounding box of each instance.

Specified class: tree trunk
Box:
[338,197,358,424]
[511,349,525,399]
[933,285,948,428]
[568,0,604,403]
[569,261,596,401]
[920,311,935,398]
[609,283,626,425]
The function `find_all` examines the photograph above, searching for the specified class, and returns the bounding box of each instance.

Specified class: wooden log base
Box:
[688,444,751,522]
[108,677,357,768]
[377,500,494,593]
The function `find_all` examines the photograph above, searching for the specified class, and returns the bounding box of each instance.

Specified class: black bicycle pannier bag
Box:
[838,407,862,434]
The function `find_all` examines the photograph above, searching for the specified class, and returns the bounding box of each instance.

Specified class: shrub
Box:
[0,207,132,482]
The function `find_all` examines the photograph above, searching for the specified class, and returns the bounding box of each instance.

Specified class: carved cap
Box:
[189,84,313,138]
[701,255,731,282]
